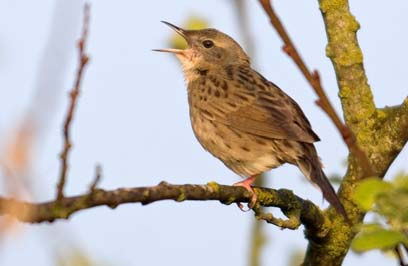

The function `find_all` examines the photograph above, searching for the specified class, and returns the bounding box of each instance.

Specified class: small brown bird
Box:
[155,21,347,219]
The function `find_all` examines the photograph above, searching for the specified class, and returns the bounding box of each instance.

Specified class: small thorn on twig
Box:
[282,45,294,57]
[341,127,353,142]
[89,164,102,193]
[315,99,325,109]
[311,70,320,82]
[81,55,90,66]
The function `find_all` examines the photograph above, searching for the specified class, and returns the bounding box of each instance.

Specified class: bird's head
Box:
[154,21,250,75]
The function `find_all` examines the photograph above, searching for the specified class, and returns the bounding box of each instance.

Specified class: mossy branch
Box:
[302,0,380,265]
[0,181,329,232]
[302,1,408,265]
[319,0,376,129]
[379,97,408,162]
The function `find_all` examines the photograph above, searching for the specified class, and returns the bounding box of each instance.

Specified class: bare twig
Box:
[2,182,327,233]
[258,0,374,177]
[56,4,91,200]
[89,164,102,193]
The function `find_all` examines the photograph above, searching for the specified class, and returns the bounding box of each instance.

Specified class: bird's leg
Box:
[233,175,257,210]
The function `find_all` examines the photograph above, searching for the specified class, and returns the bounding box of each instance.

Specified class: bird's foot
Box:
[233,175,257,211]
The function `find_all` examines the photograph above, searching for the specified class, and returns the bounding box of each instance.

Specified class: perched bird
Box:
[155,21,347,219]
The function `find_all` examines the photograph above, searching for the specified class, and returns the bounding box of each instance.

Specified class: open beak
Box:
[153,21,189,55]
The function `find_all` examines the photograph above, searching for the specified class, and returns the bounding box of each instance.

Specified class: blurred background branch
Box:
[232,1,267,265]
[0,0,85,244]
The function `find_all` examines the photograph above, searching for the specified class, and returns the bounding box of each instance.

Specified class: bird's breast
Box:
[188,106,287,177]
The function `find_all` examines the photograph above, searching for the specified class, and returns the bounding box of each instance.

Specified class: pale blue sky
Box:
[0,1,407,265]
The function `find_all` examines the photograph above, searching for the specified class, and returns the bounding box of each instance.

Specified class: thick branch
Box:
[317,0,377,158]
[256,1,408,265]
[302,1,404,265]
[0,182,327,233]
[376,97,408,170]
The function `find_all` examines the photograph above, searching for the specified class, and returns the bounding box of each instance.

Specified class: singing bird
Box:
[155,21,347,219]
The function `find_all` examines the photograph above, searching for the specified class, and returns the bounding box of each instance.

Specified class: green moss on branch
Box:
[303,1,408,265]
[0,182,326,233]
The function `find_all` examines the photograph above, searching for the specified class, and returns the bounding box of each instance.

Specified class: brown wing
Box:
[212,67,320,143]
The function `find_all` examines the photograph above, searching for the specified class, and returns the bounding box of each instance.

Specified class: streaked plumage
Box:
[155,22,347,219]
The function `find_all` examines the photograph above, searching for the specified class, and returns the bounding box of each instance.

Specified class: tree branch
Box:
[255,1,408,265]
[376,97,408,169]
[258,0,374,177]
[57,4,90,200]
[56,4,90,200]
[318,0,377,125]
[0,182,328,232]
[301,0,408,265]
[315,0,380,176]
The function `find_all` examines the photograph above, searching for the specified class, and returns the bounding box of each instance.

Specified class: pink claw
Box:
[233,175,257,210]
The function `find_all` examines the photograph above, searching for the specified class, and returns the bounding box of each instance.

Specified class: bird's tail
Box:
[297,145,348,221]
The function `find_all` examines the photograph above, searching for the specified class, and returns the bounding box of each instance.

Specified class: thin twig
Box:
[253,203,301,229]
[89,164,102,193]
[56,4,91,200]
[258,0,374,177]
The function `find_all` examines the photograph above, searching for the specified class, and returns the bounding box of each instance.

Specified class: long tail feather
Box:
[297,145,348,221]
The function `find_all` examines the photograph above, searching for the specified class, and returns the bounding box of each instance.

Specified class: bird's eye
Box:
[202,40,214,48]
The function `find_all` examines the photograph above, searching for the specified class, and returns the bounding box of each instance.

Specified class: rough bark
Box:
[0,182,328,233]
[302,1,408,265]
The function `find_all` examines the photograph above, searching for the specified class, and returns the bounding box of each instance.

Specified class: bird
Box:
[154,21,347,220]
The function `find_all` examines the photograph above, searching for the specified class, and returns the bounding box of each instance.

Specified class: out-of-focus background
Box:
[0,1,407,265]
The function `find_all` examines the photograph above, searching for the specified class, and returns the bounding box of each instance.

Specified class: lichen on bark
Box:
[302,0,408,265]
